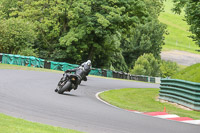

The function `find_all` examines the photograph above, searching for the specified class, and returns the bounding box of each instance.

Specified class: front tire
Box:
[58,81,72,94]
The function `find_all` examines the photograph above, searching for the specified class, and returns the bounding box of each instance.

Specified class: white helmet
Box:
[86,60,91,66]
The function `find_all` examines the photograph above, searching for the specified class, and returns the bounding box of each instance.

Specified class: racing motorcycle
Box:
[55,72,81,94]
[55,60,92,94]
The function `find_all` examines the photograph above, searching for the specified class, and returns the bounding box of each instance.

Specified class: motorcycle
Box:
[55,72,81,94]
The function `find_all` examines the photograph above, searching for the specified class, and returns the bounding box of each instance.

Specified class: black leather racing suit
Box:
[65,64,91,89]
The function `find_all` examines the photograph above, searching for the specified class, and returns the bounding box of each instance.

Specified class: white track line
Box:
[96,91,142,113]
[155,114,179,119]
[96,91,122,110]
[183,120,200,125]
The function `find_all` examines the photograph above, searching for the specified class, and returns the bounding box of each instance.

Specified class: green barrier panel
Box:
[159,78,200,111]
[150,77,155,83]
[106,70,113,78]
[136,75,148,82]
[50,61,79,71]
[160,86,200,97]
[160,89,200,101]
[159,93,200,110]
[21,56,30,66]
[2,54,44,68]
[65,63,79,71]
[28,56,44,68]
[2,54,11,64]
[89,68,102,76]
[50,62,67,71]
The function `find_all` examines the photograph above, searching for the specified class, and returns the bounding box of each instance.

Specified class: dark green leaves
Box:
[0,18,37,54]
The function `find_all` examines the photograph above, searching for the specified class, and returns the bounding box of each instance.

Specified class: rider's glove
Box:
[65,70,69,73]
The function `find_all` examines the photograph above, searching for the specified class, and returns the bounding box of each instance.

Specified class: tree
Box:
[122,19,166,68]
[13,0,70,59]
[59,0,145,67]
[0,18,37,54]
[0,0,166,71]
[172,0,200,46]
[121,0,166,69]
[130,53,160,77]
[110,51,129,72]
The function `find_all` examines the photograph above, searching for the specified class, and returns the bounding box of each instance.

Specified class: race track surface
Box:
[0,69,199,133]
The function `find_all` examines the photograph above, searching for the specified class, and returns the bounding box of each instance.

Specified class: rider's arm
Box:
[65,68,77,73]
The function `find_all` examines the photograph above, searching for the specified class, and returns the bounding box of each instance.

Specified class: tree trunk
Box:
[88,45,95,60]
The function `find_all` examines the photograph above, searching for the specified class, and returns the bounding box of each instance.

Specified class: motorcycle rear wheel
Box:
[58,81,72,94]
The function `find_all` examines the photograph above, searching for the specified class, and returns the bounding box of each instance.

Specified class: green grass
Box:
[99,88,200,120]
[172,63,200,83]
[159,0,200,54]
[0,113,83,133]
[0,63,63,73]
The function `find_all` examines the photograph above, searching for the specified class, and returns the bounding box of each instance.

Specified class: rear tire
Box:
[58,81,72,94]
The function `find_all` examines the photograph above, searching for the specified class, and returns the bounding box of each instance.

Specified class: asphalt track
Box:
[0,69,199,133]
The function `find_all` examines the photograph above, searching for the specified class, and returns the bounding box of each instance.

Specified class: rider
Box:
[64,60,92,89]
[79,60,92,80]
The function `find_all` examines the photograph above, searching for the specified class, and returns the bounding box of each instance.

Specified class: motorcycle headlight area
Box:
[71,77,76,81]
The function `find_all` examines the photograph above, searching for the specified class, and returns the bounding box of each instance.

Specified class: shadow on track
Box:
[61,93,79,97]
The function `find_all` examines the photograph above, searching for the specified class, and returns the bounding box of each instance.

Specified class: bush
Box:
[130,53,160,77]
[160,60,179,78]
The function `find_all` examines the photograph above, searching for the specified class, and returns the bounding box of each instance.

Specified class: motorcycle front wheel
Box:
[58,81,72,94]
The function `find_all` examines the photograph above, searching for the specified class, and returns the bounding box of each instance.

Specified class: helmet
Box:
[82,60,91,72]
[86,60,91,66]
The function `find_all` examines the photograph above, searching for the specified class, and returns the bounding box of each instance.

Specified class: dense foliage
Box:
[0,18,37,54]
[0,0,166,72]
[172,0,200,47]
[123,20,166,69]
[160,60,179,78]
[130,54,180,77]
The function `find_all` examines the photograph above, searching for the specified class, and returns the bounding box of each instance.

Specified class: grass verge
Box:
[0,113,83,133]
[0,63,63,73]
[172,63,200,83]
[99,88,200,120]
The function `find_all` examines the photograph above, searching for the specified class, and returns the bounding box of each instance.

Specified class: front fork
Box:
[55,73,68,92]
[62,73,68,81]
